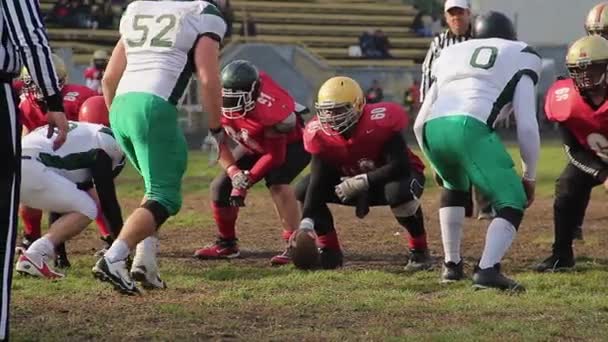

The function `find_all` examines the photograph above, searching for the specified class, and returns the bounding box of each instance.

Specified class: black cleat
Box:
[534,254,575,273]
[472,264,525,292]
[92,257,140,295]
[404,249,433,272]
[320,248,343,269]
[54,242,71,269]
[441,260,465,283]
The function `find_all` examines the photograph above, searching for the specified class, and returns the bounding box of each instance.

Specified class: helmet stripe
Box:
[595,4,607,26]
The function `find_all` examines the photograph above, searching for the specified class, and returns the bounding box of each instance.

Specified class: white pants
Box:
[20,158,97,220]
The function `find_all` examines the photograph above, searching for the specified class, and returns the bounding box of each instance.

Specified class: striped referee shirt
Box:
[1,0,64,111]
[419,28,472,103]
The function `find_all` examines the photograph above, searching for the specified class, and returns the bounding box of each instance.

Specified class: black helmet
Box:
[221,60,260,119]
[472,11,517,40]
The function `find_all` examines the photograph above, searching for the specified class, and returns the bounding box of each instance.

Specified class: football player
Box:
[96,0,227,294]
[84,49,109,94]
[585,3,608,39]
[194,60,310,265]
[15,110,125,279]
[291,76,432,271]
[414,12,541,291]
[535,36,608,272]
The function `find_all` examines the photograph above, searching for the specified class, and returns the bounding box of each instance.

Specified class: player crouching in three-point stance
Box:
[194,60,310,265]
[291,76,432,270]
[16,107,125,279]
[414,12,541,291]
[94,0,227,294]
[535,36,608,272]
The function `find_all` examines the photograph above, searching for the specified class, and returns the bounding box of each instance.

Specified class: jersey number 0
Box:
[127,14,177,48]
[470,46,498,70]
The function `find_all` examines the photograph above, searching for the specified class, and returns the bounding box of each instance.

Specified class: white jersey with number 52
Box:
[428,38,542,127]
[116,0,226,104]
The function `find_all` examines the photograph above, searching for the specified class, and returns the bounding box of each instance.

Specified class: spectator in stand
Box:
[412,8,433,37]
[90,0,114,29]
[47,0,71,25]
[239,12,257,37]
[374,29,392,58]
[359,30,379,58]
[84,50,109,94]
[365,80,384,104]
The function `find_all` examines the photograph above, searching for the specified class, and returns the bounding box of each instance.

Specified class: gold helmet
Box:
[585,3,608,38]
[20,53,68,98]
[315,76,365,136]
[92,49,109,70]
[566,35,608,92]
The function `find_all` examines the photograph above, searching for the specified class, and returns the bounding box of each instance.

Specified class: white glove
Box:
[227,165,251,189]
[202,128,226,166]
[335,174,369,202]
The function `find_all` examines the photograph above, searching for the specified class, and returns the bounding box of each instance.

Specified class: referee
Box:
[1,1,68,340]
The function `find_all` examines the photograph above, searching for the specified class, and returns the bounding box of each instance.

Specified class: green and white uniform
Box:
[112,0,226,215]
[21,121,124,219]
[414,38,542,211]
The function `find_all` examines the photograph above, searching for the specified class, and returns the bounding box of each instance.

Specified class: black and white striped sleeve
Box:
[420,34,441,103]
[1,0,63,112]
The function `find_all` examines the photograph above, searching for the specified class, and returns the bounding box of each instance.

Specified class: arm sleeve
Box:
[301,156,337,220]
[92,151,123,235]
[247,134,288,184]
[2,0,64,112]
[366,132,410,187]
[419,36,438,103]
[559,124,608,182]
[198,5,227,43]
[512,75,540,180]
[413,82,437,150]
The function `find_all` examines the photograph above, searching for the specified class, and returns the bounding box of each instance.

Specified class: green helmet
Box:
[221,60,260,119]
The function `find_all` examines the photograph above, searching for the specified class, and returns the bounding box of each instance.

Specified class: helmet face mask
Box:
[316,101,361,136]
[568,61,608,92]
[566,35,608,99]
[221,80,258,119]
[20,54,67,99]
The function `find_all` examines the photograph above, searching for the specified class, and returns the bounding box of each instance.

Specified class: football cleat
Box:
[131,265,166,290]
[270,247,292,266]
[291,228,320,270]
[534,254,575,273]
[92,257,140,295]
[194,238,240,259]
[54,242,71,269]
[441,260,465,283]
[472,263,525,292]
[404,249,433,272]
[320,248,343,270]
[15,253,64,279]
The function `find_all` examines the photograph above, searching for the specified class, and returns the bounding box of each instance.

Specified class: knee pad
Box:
[390,199,421,217]
[142,200,170,227]
[440,189,469,208]
[210,172,232,205]
[495,207,523,230]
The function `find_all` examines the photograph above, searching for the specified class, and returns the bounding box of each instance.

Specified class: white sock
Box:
[134,236,159,268]
[104,239,130,263]
[479,218,516,269]
[439,207,465,264]
[27,236,55,260]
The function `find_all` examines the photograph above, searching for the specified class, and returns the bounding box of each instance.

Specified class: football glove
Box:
[229,187,247,207]
[335,174,369,203]
[227,165,251,190]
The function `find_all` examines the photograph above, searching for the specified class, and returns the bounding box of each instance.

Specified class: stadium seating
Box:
[43,0,431,68]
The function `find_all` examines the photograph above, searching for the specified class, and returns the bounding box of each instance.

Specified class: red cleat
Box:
[15,253,64,279]
[194,239,240,259]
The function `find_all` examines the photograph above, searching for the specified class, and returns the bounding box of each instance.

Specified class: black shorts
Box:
[210,141,311,203]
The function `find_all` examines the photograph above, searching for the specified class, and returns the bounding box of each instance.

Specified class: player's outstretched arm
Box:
[195,36,223,131]
[513,75,540,207]
[101,40,126,108]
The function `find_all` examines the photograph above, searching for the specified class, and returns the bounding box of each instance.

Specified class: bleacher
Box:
[42,0,431,68]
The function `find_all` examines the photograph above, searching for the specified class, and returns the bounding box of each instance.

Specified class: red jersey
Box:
[545,78,608,161]
[19,84,97,131]
[84,66,103,94]
[304,102,425,176]
[221,72,302,155]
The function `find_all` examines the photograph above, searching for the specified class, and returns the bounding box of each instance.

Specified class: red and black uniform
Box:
[296,102,427,253]
[84,66,103,94]
[210,72,311,242]
[18,84,115,249]
[545,77,608,258]
[19,84,96,131]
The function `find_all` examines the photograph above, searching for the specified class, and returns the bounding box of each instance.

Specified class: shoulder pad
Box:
[273,112,297,133]
[544,78,576,122]
[365,102,407,131]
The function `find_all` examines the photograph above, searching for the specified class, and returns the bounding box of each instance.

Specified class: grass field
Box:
[11,143,608,341]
